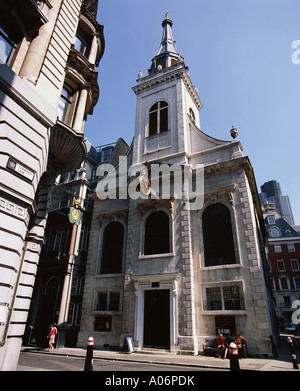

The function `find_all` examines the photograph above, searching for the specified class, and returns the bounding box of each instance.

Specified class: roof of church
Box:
[156,18,181,58]
[149,14,184,74]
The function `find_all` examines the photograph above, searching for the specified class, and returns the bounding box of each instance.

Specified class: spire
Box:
[149,13,184,74]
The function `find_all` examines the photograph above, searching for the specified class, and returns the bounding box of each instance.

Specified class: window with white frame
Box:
[288,244,296,252]
[202,203,236,267]
[270,227,280,238]
[274,245,282,253]
[144,210,170,255]
[67,302,82,326]
[291,259,299,271]
[204,284,244,311]
[148,101,168,137]
[294,277,300,290]
[75,303,82,326]
[277,260,285,272]
[267,215,275,225]
[67,302,76,325]
[279,276,289,290]
[71,276,84,296]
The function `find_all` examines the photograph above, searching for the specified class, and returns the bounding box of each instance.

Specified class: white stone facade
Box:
[78,158,276,356]
[0,0,103,370]
[78,19,277,355]
[0,62,56,371]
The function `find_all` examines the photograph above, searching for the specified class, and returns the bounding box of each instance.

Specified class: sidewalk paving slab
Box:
[18,344,299,372]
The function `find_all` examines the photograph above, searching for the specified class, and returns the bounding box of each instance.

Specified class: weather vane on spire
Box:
[165,11,169,19]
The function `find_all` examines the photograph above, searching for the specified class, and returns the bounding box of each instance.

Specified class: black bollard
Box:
[84,337,94,371]
[287,337,299,370]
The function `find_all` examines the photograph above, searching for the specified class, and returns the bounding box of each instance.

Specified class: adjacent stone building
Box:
[24,138,128,349]
[0,0,104,370]
[78,16,277,356]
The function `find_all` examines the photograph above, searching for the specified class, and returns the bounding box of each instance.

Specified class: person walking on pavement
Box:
[47,323,58,352]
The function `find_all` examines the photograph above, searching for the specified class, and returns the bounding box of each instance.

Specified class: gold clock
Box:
[139,174,151,196]
[71,208,79,221]
[68,206,82,225]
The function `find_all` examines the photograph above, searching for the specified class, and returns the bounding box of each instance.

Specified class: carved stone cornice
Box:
[98,209,128,227]
[132,63,203,110]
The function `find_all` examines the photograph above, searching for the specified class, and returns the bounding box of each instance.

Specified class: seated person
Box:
[234,332,246,358]
[216,333,225,358]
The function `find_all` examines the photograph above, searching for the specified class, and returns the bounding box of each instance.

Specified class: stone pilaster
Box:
[178,196,197,355]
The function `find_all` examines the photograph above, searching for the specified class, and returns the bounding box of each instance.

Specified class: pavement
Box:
[17,333,300,372]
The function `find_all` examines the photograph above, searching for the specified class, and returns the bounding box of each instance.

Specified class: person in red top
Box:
[47,323,58,352]
[216,333,225,358]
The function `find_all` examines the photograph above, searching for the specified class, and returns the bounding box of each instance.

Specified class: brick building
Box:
[263,204,300,328]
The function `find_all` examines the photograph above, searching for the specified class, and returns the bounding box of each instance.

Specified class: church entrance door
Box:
[143,289,170,349]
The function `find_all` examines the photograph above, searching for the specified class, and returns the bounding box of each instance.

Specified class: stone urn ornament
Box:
[230,125,238,140]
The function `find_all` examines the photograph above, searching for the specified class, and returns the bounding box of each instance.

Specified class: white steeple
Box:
[131,15,242,167]
[132,15,203,165]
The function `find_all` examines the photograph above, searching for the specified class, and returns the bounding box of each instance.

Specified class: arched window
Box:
[149,101,168,137]
[144,211,170,255]
[189,108,196,123]
[294,276,300,290]
[202,203,236,267]
[100,222,124,274]
[279,276,289,290]
[270,227,280,238]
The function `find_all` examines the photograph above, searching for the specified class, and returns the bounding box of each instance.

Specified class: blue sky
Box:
[84,0,300,225]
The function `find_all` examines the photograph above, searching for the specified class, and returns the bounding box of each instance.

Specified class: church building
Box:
[78,15,277,356]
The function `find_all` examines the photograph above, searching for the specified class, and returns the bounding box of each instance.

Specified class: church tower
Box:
[132,13,203,166]
[79,14,277,357]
